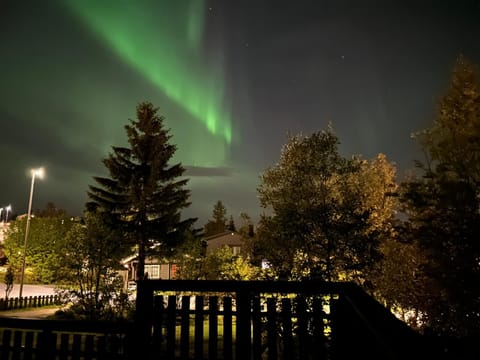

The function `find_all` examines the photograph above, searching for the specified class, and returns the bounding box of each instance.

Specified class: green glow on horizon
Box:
[65,1,232,145]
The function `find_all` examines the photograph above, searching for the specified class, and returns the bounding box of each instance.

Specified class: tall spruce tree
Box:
[88,102,196,280]
[204,200,228,236]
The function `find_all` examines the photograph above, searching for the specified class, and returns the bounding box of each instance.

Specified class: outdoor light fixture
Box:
[19,167,44,299]
[5,205,11,222]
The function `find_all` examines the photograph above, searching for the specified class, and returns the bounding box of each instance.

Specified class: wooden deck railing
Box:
[134,280,426,360]
[0,317,132,359]
[0,281,435,359]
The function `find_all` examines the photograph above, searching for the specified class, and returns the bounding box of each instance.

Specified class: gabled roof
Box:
[205,231,244,253]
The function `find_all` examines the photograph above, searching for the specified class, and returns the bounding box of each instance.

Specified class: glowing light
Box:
[32,167,44,179]
[64,1,232,146]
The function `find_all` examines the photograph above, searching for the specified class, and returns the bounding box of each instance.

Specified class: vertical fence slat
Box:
[296,295,309,360]
[59,333,69,359]
[208,296,218,360]
[194,295,204,360]
[152,294,164,355]
[281,298,294,359]
[135,280,154,359]
[38,329,56,359]
[71,334,82,360]
[12,330,23,360]
[266,297,277,360]
[1,329,12,360]
[166,295,177,359]
[236,290,251,360]
[252,295,262,360]
[97,335,107,358]
[24,331,34,360]
[312,297,326,359]
[0,329,12,360]
[84,335,94,359]
[180,295,191,359]
[223,296,233,360]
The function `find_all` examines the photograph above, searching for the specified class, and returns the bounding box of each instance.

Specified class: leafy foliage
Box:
[3,266,14,299]
[4,211,75,283]
[202,246,260,280]
[58,211,132,320]
[400,56,480,336]
[256,128,397,282]
[88,102,196,280]
[175,239,260,281]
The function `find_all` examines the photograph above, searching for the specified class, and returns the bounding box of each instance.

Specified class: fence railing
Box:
[134,280,426,360]
[0,281,435,359]
[0,295,60,311]
[0,317,132,359]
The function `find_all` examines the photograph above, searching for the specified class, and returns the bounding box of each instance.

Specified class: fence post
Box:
[135,280,154,359]
[37,328,57,360]
[236,289,251,360]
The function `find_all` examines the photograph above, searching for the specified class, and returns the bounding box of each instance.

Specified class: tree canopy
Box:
[59,210,129,320]
[400,56,480,337]
[4,204,75,283]
[256,128,397,282]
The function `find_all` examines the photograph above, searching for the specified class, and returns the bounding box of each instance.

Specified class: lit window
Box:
[145,265,160,279]
[232,246,241,256]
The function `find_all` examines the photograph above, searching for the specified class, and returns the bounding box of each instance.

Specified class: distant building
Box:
[120,231,248,284]
[0,222,10,244]
[204,231,245,255]
[121,255,177,282]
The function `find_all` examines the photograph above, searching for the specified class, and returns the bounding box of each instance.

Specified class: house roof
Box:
[205,231,244,253]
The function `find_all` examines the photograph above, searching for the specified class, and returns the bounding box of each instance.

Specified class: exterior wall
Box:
[0,222,10,243]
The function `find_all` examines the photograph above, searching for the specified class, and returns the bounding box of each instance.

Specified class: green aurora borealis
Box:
[65,0,232,162]
[1,0,479,222]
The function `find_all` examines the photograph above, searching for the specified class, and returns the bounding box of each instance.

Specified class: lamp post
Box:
[19,168,44,299]
[5,205,11,223]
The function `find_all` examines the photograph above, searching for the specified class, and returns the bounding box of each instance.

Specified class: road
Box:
[0,284,57,298]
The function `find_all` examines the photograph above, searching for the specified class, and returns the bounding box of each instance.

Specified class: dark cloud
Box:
[184,166,234,177]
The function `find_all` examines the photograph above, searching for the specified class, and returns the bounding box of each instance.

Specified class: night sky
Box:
[1,0,479,225]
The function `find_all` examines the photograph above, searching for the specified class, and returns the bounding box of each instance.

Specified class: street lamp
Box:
[19,168,44,299]
[5,205,11,223]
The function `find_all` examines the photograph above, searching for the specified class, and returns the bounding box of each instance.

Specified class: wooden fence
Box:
[0,317,131,359]
[0,281,441,359]
[0,295,60,311]
[134,280,427,360]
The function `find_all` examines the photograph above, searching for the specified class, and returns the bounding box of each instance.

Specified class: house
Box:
[121,231,248,285]
[205,231,245,255]
[121,255,177,282]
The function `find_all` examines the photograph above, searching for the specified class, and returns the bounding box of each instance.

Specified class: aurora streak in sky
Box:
[65,0,232,163]
[1,0,479,223]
